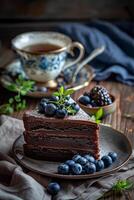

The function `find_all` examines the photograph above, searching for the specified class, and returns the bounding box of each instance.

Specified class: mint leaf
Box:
[59,86,64,95]
[64,89,74,96]
[15,95,21,102]
[0,104,14,114]
[95,108,104,120]
[95,119,101,124]
[53,92,60,96]
[90,115,96,121]
[113,180,133,191]
[9,98,14,104]
[6,84,18,92]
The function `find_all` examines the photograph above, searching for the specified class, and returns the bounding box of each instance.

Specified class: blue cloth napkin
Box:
[56,21,134,85]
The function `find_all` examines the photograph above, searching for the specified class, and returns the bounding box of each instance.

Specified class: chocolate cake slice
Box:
[23,106,100,161]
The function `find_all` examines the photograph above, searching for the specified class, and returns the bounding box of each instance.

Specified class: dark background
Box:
[0,0,133,20]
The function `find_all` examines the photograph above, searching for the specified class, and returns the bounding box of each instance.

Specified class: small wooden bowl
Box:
[77,94,117,117]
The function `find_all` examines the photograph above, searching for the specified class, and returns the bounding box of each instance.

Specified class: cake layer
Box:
[23,104,100,161]
[23,108,98,131]
[24,144,99,161]
[24,132,98,148]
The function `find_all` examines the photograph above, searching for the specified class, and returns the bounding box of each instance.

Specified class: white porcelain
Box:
[12,32,84,82]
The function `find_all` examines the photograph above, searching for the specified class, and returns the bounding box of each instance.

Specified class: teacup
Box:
[12,32,84,82]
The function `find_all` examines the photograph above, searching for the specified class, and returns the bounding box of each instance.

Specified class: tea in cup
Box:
[12,32,84,82]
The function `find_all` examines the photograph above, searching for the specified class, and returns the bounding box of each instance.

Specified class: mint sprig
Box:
[112,180,133,192]
[0,75,35,114]
[52,86,76,115]
[90,108,104,124]
[98,179,133,199]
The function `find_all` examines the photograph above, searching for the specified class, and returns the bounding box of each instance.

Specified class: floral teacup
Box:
[12,32,84,82]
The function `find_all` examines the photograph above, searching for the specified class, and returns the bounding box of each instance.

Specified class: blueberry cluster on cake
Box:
[23,87,100,161]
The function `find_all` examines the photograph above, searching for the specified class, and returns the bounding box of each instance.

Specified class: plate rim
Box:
[12,125,132,180]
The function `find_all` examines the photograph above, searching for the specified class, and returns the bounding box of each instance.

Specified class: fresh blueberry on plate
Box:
[45,103,57,117]
[76,156,87,165]
[58,164,69,175]
[79,96,90,106]
[96,160,104,171]
[47,182,60,195]
[72,154,81,162]
[101,155,113,168]
[72,163,82,175]
[108,152,117,162]
[84,155,96,163]
[55,109,67,119]
[83,162,96,174]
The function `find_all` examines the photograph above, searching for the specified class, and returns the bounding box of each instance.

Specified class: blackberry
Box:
[90,85,112,106]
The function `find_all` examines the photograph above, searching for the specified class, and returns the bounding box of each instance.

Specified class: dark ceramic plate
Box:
[0,59,94,98]
[12,125,132,180]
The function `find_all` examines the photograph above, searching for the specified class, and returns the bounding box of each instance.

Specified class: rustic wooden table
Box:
[0,22,134,198]
[0,80,134,199]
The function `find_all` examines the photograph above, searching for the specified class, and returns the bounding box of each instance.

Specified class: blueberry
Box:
[79,96,90,105]
[58,164,69,174]
[65,160,75,168]
[83,162,96,174]
[72,163,82,175]
[38,101,47,113]
[101,156,113,168]
[91,100,97,107]
[71,103,80,112]
[96,160,104,171]
[108,152,117,162]
[76,157,87,165]
[45,103,57,117]
[40,98,49,104]
[47,182,60,195]
[50,96,59,101]
[72,154,81,162]
[84,155,96,163]
[55,109,67,119]
[65,101,71,106]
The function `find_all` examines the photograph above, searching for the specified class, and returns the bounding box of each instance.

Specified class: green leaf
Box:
[16,102,23,111]
[0,104,14,114]
[90,115,96,121]
[6,84,18,92]
[20,90,28,96]
[15,95,21,102]
[53,92,60,96]
[95,119,101,124]
[112,180,133,192]
[64,89,74,96]
[9,98,14,104]
[59,86,64,95]
[95,108,104,120]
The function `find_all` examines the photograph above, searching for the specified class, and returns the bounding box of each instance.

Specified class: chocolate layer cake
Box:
[23,107,100,161]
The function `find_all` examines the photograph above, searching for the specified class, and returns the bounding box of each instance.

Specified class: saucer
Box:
[0,59,94,98]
